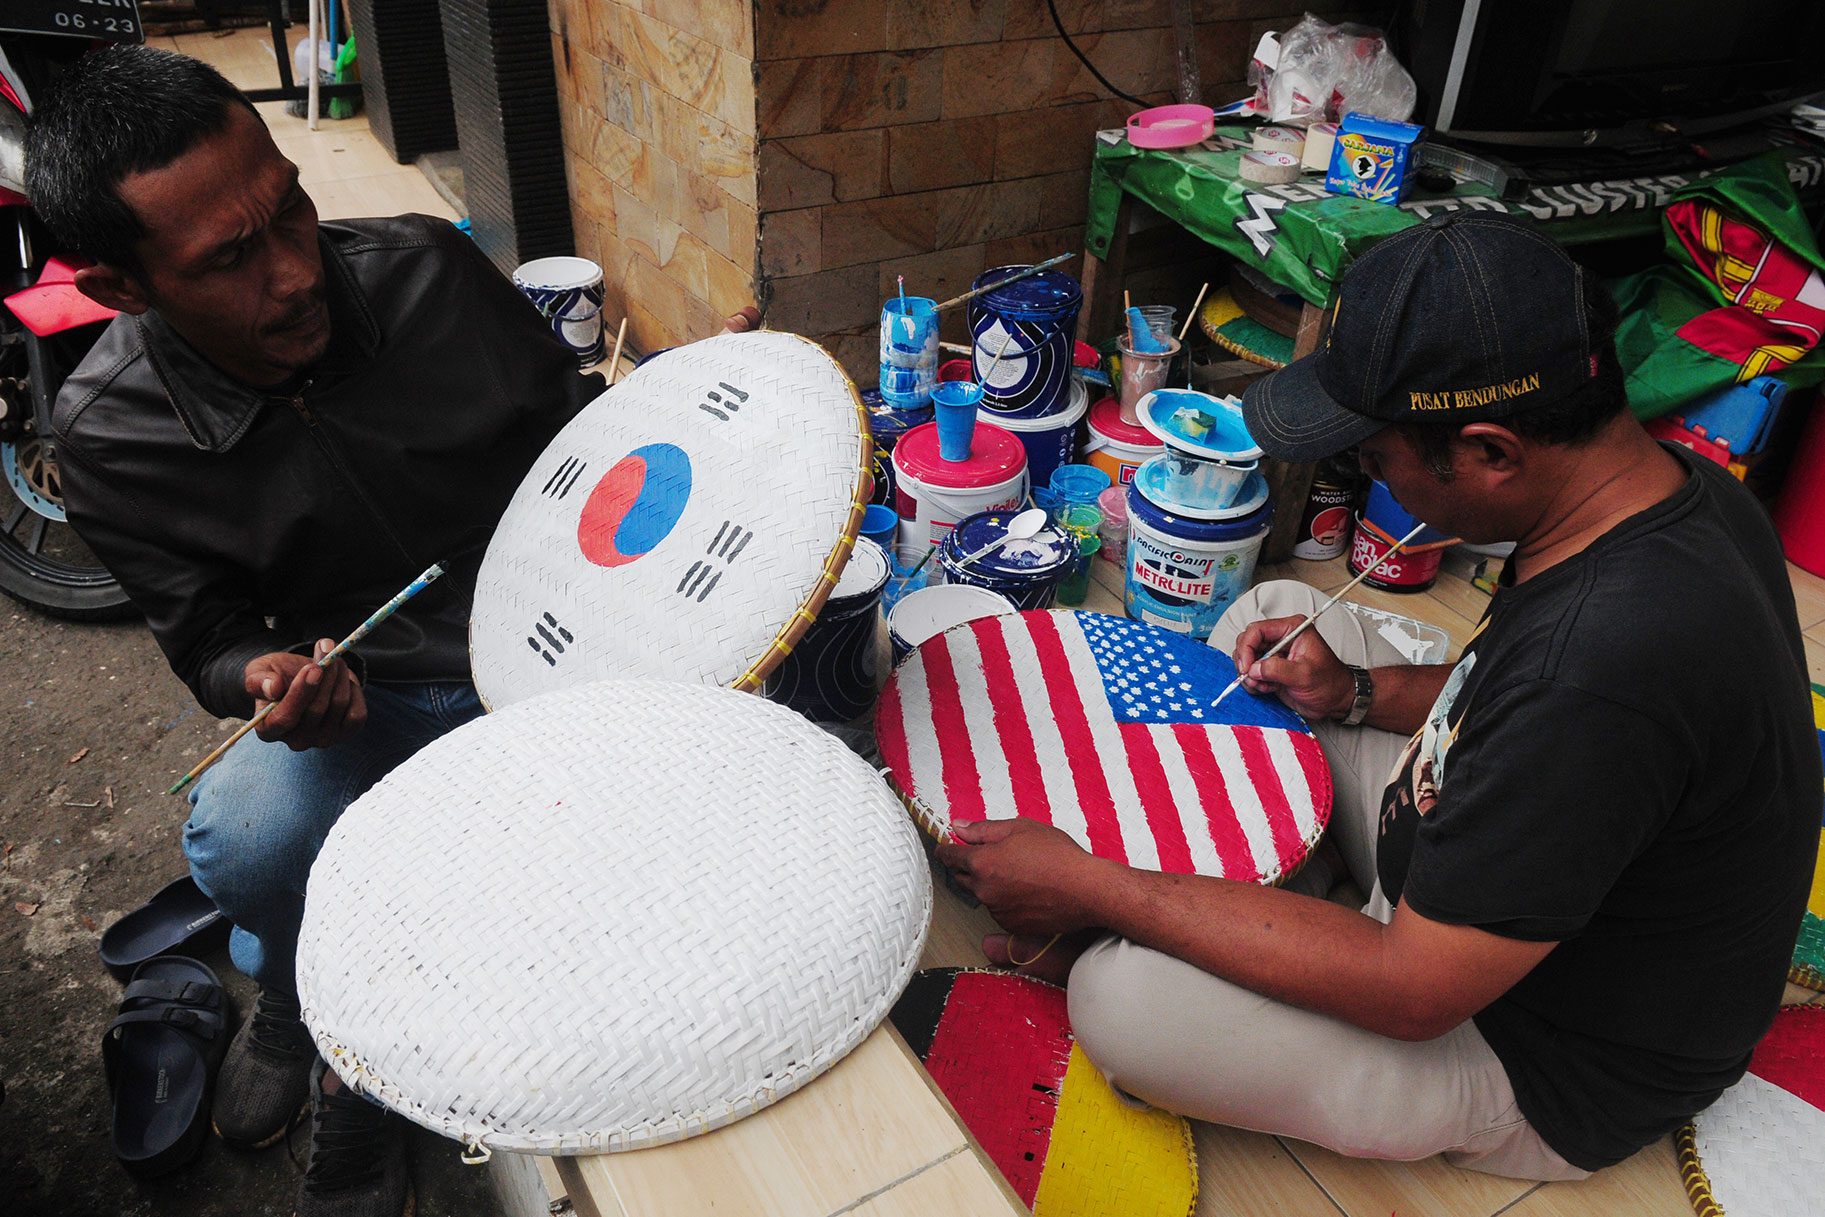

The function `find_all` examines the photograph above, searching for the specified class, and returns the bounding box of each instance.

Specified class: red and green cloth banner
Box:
[1612,153,1825,419]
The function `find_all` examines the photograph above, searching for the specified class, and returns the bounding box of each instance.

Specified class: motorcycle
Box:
[0,13,143,620]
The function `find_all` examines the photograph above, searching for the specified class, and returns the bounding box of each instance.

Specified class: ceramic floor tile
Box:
[1804,633,1825,686]
[842,1148,1026,1217]
[275,128,410,185]
[1281,1137,1535,1217]
[1789,561,1825,631]
[308,171,461,222]
[922,857,997,972]
[1193,1124,1343,1217]
[1497,1136,1690,1217]
[173,26,304,94]
[255,98,371,136]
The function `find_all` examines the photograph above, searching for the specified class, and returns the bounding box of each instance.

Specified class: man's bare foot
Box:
[982,928,1101,988]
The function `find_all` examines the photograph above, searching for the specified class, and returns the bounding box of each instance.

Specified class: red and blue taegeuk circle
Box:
[576,443,693,568]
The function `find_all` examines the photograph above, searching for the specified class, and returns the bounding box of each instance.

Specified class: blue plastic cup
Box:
[860,504,899,550]
[931,380,984,462]
[1049,463,1113,505]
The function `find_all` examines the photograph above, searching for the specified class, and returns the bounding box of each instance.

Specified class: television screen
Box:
[1401,0,1825,147]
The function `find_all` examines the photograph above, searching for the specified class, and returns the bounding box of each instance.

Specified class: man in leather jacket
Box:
[29,46,602,1213]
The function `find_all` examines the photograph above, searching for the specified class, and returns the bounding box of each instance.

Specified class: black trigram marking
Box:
[705,520,753,561]
[541,456,587,499]
[697,381,750,421]
[675,560,723,603]
[526,611,574,666]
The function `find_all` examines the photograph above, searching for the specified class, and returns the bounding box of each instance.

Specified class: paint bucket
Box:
[512,256,605,367]
[1137,388,1263,514]
[1124,464,1273,639]
[888,583,1018,665]
[1083,395,1164,488]
[937,510,1078,611]
[938,358,974,383]
[892,420,1029,549]
[1346,480,1456,592]
[989,375,1089,488]
[1049,457,1112,505]
[865,389,934,507]
[880,295,941,407]
[968,264,1084,419]
[766,538,891,722]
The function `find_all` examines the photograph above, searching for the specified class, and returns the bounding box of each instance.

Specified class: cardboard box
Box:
[1326,114,1426,205]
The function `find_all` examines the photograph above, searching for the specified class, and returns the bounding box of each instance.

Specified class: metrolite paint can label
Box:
[1123,525,1261,638]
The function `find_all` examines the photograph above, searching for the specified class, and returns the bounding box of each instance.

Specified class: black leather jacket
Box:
[54,216,600,718]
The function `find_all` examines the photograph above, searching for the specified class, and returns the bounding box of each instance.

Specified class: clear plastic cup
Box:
[1118,335,1180,426]
[1055,534,1103,606]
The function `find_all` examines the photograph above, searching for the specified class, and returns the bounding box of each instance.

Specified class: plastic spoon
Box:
[953,507,1048,572]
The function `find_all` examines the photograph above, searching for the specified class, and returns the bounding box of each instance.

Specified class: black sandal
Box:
[102,956,231,1177]
[98,875,230,983]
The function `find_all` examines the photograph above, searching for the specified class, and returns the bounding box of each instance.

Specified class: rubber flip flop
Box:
[103,956,231,1178]
[99,876,230,983]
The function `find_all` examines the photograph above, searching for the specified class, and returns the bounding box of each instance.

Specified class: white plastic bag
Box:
[1248,14,1416,126]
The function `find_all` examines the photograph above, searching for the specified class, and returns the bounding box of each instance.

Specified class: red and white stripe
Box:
[877,613,1330,882]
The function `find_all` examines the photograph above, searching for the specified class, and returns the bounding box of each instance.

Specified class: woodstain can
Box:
[1291,458,1355,560]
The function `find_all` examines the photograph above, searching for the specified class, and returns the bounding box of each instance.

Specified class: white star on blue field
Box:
[1074,613,1308,731]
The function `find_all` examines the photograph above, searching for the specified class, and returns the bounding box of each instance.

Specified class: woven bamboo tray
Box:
[295,679,930,1155]
[469,330,871,709]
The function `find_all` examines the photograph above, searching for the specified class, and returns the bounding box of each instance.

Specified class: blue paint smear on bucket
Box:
[1072,612,1311,732]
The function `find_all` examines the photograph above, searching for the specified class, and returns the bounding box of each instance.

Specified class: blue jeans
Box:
[183,681,484,992]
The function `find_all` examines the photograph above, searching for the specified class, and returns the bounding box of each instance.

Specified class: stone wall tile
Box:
[760,207,822,277]
[821,50,943,130]
[985,223,1085,269]
[664,0,755,58]
[874,242,988,309]
[602,62,659,142]
[755,0,889,59]
[757,58,825,138]
[766,263,879,335]
[617,10,749,132]
[1003,0,1101,38]
[992,97,1125,180]
[705,247,757,314]
[934,177,1044,247]
[885,116,997,194]
[820,193,939,268]
[886,0,1006,50]
[1036,166,1092,229]
[757,130,887,210]
[628,253,692,345]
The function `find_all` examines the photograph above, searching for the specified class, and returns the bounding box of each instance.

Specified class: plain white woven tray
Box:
[295,679,930,1155]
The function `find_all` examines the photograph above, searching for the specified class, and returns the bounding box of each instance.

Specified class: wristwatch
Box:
[1340,665,1374,726]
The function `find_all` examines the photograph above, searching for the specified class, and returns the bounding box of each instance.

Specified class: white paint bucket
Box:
[887,583,1018,665]
[989,376,1089,488]
[891,420,1029,550]
[511,256,605,367]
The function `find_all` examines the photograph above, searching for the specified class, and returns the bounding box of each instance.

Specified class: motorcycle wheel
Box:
[0,320,136,621]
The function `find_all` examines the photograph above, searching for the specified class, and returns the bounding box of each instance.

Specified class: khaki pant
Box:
[1065,581,1588,1182]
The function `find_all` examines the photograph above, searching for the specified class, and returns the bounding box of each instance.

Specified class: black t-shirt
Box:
[1376,449,1820,1171]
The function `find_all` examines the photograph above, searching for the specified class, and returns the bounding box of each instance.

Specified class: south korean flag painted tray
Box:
[470,331,870,709]
[876,610,1331,884]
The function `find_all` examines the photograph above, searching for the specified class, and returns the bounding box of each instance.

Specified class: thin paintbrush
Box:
[934,253,1075,313]
[166,562,447,795]
[1210,522,1429,710]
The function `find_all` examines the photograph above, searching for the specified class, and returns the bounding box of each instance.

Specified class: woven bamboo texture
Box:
[1678,1005,1825,1217]
[295,679,930,1155]
[470,330,870,710]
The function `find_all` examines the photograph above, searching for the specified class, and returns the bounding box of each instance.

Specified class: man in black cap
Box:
[938,212,1818,1179]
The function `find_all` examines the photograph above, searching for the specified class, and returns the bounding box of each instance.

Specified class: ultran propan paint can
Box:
[1347,480,1455,593]
[1124,461,1273,639]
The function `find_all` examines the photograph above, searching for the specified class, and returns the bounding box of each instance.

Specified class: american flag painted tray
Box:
[876,610,1332,883]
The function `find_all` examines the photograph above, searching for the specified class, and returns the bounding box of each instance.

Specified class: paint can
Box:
[1291,457,1357,561]
[766,538,891,722]
[1347,480,1455,592]
[865,388,934,507]
[936,510,1079,611]
[1136,388,1263,515]
[1775,400,1825,575]
[1124,462,1273,639]
[892,420,1029,549]
[512,256,605,367]
[880,295,941,406]
[987,375,1089,488]
[887,583,1019,665]
[1083,395,1164,488]
[968,264,1084,419]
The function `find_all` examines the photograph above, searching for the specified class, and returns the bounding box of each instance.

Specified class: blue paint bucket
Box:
[936,510,1079,611]
[880,295,941,407]
[988,375,1089,487]
[1124,464,1273,639]
[864,389,934,506]
[968,264,1083,419]
[767,537,891,721]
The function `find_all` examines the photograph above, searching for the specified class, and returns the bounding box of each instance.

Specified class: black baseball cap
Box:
[1241,212,1599,463]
